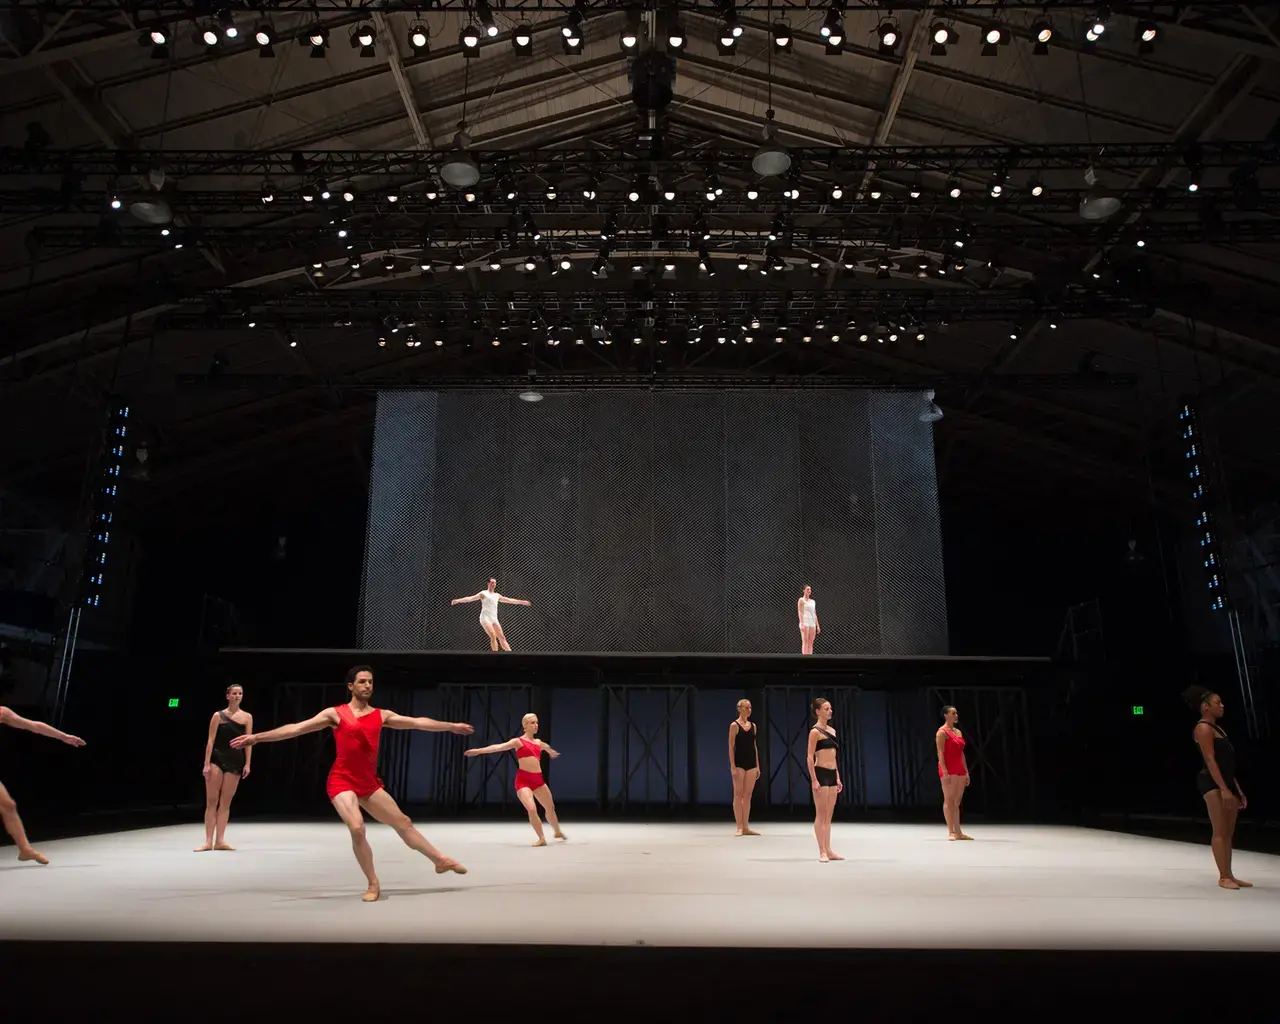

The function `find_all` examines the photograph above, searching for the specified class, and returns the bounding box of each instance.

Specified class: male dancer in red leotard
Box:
[232,664,473,901]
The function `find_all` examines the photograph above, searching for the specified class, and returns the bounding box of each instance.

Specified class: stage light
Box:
[930,23,955,55]
[200,25,219,47]
[461,25,481,51]
[305,25,328,56]
[772,21,792,51]
[667,21,686,52]
[1137,20,1158,54]
[513,24,534,54]
[352,24,376,58]
[409,23,429,54]
[218,9,237,39]
[1032,20,1053,53]
[877,20,899,52]
[620,27,639,51]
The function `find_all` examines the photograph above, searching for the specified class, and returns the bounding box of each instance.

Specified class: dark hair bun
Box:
[1181,685,1212,711]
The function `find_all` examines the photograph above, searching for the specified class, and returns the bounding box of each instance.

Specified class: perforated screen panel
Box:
[360,391,947,654]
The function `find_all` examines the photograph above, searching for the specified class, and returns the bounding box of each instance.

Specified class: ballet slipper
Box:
[18,848,49,865]
[734,829,744,837]
[435,859,467,874]
[553,831,567,841]
[362,882,380,902]
[532,838,547,847]
[818,854,829,863]
[955,833,974,840]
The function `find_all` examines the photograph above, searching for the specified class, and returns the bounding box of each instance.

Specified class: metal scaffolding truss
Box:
[5,142,1274,180]
[598,684,696,812]
[0,0,1257,10]
[432,683,536,811]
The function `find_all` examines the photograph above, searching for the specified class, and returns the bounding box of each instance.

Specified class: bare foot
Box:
[193,844,213,852]
[214,843,236,851]
[532,838,547,847]
[17,847,48,865]
[826,851,844,861]
[435,858,467,875]
[734,829,744,837]
[362,882,380,902]
[553,831,567,841]
[955,833,974,840]
[744,828,761,836]
[818,853,829,863]
[1218,878,1241,890]
[1231,877,1253,888]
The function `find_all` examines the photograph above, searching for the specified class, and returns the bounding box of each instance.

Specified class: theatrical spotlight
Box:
[461,24,481,53]
[302,24,328,57]
[930,23,956,56]
[254,24,278,56]
[981,25,1008,56]
[217,9,237,39]
[562,8,584,53]
[877,20,899,53]
[1136,20,1158,54]
[141,27,169,58]
[620,8,641,51]
[667,18,687,52]
[198,23,219,48]
[718,21,740,55]
[772,21,792,51]
[513,23,534,54]
[820,7,845,53]
[1032,20,1053,53]
[408,23,429,55]
[351,24,375,58]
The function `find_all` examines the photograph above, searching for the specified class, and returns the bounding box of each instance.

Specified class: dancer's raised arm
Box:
[0,706,84,747]
[464,737,521,757]
[231,707,338,747]
[498,595,531,606]
[451,592,482,605]
[382,711,473,734]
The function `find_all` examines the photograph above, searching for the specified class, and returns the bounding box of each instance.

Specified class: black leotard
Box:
[813,727,839,787]
[1195,720,1239,797]
[211,711,246,775]
[814,727,838,752]
[732,721,758,770]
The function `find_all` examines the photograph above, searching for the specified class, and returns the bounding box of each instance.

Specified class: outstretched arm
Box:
[232,708,337,747]
[451,593,482,605]
[539,740,561,758]
[0,706,85,747]
[464,737,520,757]
[497,595,531,606]
[382,711,473,735]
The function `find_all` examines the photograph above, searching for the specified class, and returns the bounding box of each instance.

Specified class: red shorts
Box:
[514,769,544,793]
[326,769,384,801]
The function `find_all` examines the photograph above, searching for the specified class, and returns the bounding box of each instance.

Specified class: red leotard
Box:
[938,728,966,779]
[514,735,544,792]
[325,703,385,800]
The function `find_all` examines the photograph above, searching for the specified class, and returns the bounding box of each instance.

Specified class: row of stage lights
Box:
[138,4,1161,60]
[81,400,129,610]
[1181,403,1226,612]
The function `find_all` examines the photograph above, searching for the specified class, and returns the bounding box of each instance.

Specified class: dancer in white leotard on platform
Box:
[451,578,531,652]
[798,585,819,654]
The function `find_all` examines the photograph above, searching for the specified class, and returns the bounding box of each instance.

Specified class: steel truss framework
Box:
[598,684,697,812]
[886,685,1034,815]
[430,683,537,811]
[6,143,1273,179]
[0,0,1261,13]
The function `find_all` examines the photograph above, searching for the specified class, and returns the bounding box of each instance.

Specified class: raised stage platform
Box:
[3,821,1275,1015]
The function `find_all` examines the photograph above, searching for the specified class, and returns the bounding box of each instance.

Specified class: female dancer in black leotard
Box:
[1184,685,1250,889]
[806,697,843,862]
[728,698,761,837]
[198,684,252,852]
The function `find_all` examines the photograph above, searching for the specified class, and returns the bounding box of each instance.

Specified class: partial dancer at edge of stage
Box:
[232,665,473,901]
[465,713,566,845]
[197,684,252,852]
[0,705,85,865]
[936,705,973,841]
[728,698,761,837]
[1184,685,1251,890]
[451,578,531,652]
[798,585,819,655]
[806,697,843,863]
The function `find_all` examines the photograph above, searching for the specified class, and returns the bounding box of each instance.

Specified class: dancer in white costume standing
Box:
[451,578,531,652]
[798,585,820,654]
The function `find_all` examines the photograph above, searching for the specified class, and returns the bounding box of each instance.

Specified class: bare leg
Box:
[823,789,842,860]
[482,621,500,651]
[731,768,746,835]
[1223,797,1248,886]
[493,621,512,652]
[214,771,241,849]
[331,791,380,900]
[1203,791,1238,888]
[813,786,827,861]
[742,768,760,835]
[196,766,223,851]
[361,788,466,876]
[517,787,547,845]
[0,779,46,864]
[953,778,972,839]
[533,785,565,839]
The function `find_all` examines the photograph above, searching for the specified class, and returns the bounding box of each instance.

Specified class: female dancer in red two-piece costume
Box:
[232,665,474,901]
[0,705,85,865]
[464,713,566,846]
[936,705,973,840]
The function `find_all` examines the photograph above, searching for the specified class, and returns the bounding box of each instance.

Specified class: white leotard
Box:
[479,590,500,622]
[801,598,817,627]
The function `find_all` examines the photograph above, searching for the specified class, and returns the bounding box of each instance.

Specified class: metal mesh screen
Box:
[360,391,947,654]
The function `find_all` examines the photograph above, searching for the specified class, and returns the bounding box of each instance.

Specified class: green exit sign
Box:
[1132,706,1144,715]
[168,698,180,708]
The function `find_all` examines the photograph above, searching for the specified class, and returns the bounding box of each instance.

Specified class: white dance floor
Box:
[2,822,1277,950]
